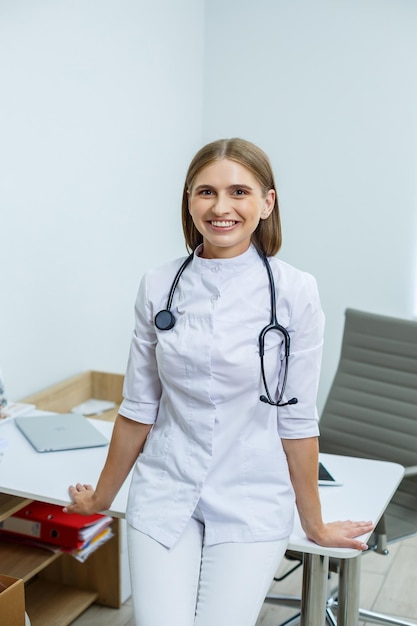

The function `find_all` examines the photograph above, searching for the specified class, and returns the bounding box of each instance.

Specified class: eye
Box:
[232,188,248,196]
[198,188,214,196]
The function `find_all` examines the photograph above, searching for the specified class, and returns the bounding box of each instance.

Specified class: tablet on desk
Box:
[318,461,343,486]
[15,413,109,452]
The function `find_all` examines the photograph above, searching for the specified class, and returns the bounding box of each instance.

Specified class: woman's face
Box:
[187,158,275,259]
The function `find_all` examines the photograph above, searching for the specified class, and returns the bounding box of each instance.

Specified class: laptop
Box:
[15,413,109,453]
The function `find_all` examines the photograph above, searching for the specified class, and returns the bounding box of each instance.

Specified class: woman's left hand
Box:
[307,519,374,550]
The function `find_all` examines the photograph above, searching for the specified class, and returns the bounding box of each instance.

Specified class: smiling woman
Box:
[181,137,282,257]
[66,137,373,626]
[187,159,275,259]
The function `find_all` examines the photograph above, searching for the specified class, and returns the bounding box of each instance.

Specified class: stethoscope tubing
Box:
[154,248,297,407]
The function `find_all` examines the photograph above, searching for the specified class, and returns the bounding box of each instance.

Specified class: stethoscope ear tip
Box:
[259,395,298,406]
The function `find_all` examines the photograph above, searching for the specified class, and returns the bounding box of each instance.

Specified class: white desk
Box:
[288,453,404,626]
[0,417,404,626]
[0,417,130,517]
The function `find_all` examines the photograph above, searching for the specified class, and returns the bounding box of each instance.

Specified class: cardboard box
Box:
[0,575,25,626]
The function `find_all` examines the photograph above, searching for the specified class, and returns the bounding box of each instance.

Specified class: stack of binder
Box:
[0,501,113,562]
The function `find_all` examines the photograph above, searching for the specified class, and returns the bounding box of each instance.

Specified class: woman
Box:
[65,138,373,626]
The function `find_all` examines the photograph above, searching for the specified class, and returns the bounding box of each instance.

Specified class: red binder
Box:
[0,501,112,549]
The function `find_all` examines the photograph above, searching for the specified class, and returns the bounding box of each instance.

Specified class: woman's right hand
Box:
[63,415,152,517]
[63,483,106,516]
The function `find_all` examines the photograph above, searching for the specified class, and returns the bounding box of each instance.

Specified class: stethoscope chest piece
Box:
[154,253,193,332]
[155,309,176,331]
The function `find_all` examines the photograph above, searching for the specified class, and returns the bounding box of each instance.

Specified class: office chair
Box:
[265,308,417,625]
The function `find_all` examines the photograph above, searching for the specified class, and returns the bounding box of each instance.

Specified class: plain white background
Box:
[1,0,416,410]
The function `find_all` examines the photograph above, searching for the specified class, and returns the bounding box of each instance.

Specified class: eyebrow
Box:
[193,183,254,192]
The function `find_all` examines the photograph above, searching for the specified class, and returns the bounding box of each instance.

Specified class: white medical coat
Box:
[119,244,324,548]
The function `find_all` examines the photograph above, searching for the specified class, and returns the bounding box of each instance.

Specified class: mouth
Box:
[209,220,237,229]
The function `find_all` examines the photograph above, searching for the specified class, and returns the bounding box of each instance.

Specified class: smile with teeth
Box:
[210,220,237,228]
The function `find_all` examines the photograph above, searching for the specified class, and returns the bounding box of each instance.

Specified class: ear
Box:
[260,189,275,220]
[186,188,191,213]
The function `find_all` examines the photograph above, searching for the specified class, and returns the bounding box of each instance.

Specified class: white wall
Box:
[1,0,416,410]
[0,0,204,399]
[203,0,417,409]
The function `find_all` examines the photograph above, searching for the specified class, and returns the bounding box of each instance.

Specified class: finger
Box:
[334,520,373,528]
[63,503,75,514]
[325,533,370,550]
[68,484,81,496]
[345,538,369,550]
[75,482,93,491]
[346,521,374,537]
[69,483,93,493]
[349,520,373,528]
[330,520,374,536]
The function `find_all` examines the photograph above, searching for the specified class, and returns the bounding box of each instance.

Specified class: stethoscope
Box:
[154,251,298,407]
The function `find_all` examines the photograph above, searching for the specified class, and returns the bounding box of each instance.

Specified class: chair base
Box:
[264,594,337,625]
[264,593,417,626]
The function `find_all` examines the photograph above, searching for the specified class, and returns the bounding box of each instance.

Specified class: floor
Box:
[71,534,417,626]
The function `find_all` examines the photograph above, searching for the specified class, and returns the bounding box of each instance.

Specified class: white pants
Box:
[127,519,288,626]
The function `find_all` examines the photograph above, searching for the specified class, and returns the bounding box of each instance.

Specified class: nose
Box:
[211,193,231,216]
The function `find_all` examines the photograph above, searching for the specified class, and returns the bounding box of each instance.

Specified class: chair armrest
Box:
[404,465,417,477]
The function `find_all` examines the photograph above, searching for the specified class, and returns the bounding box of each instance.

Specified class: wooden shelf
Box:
[25,578,98,626]
[39,521,122,608]
[0,494,33,522]
[21,371,124,423]
[0,541,62,582]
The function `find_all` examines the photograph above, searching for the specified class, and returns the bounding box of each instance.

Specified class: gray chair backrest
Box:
[319,308,417,543]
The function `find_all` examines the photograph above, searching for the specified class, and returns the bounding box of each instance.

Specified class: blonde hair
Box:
[181,138,282,256]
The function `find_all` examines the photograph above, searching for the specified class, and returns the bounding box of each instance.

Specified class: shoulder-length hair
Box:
[181,138,282,256]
